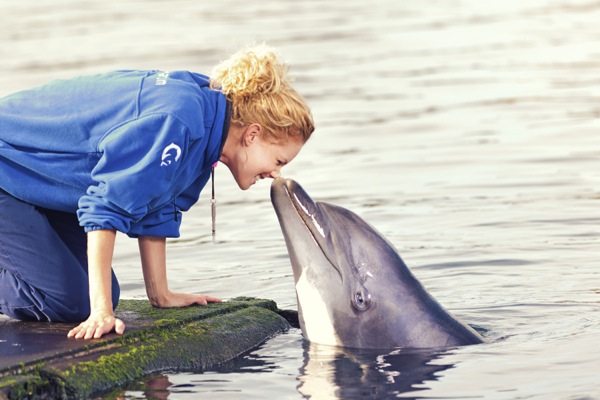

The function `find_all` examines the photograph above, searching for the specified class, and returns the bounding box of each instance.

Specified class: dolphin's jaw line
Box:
[292,192,325,238]
[281,180,344,283]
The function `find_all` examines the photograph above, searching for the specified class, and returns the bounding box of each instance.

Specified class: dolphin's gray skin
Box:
[271,178,484,349]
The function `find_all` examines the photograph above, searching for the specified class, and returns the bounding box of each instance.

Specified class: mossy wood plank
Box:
[0,298,290,399]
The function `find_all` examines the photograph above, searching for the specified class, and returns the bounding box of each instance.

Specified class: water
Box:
[2,0,599,398]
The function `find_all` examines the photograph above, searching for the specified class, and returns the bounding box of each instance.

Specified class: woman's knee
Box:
[0,268,118,322]
[0,268,86,322]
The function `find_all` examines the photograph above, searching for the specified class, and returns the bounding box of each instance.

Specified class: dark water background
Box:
[1,1,599,398]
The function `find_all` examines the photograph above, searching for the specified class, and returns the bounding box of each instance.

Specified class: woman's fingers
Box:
[158,291,221,307]
[67,314,125,339]
[202,295,222,304]
[114,318,126,335]
[190,293,222,306]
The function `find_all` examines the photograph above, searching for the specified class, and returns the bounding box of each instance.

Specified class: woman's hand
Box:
[153,290,221,308]
[67,228,121,340]
[67,310,125,339]
[138,236,221,308]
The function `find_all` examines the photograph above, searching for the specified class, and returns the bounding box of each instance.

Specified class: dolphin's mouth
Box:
[286,182,325,238]
[272,178,324,239]
[271,178,343,281]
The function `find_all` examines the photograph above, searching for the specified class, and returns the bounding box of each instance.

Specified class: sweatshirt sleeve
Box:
[77,114,190,236]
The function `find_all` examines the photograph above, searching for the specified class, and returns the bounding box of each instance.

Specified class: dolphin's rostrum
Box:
[271,178,484,349]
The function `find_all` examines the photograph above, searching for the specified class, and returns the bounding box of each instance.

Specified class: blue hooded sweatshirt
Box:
[0,70,230,238]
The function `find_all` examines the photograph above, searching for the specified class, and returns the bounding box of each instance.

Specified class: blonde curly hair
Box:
[210,44,314,143]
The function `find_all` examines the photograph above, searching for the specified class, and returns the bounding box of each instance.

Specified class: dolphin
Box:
[270,178,484,349]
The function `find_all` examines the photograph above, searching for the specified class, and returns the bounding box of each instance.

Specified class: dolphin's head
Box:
[271,178,420,348]
[271,178,484,349]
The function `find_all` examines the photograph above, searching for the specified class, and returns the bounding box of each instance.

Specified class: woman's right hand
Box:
[68,229,122,340]
[67,310,126,340]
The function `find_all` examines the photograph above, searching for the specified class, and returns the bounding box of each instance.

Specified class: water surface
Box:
[1,0,599,398]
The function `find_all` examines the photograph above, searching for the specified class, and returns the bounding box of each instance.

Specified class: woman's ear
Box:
[242,123,262,146]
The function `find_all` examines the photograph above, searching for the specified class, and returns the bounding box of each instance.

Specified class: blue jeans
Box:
[0,189,120,322]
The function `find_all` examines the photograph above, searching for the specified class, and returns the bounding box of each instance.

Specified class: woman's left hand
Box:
[137,236,222,308]
[152,291,222,308]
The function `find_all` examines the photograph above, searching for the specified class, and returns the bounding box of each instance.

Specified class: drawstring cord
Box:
[172,161,217,240]
[211,100,230,241]
[211,162,217,239]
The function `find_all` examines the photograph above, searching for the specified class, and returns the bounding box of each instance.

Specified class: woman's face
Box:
[227,127,304,190]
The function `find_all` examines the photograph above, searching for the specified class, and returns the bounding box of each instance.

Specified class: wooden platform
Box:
[0,298,294,399]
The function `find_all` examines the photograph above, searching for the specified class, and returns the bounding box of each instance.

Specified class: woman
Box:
[0,44,314,340]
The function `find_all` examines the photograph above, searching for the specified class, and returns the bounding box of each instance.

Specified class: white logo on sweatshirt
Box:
[155,71,170,86]
[161,143,181,166]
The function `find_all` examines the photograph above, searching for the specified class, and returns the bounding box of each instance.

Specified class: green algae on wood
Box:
[115,297,278,327]
[0,298,291,400]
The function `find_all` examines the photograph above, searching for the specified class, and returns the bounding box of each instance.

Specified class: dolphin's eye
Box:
[352,289,372,311]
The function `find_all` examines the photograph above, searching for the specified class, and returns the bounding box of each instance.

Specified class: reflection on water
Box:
[296,343,452,399]
[109,331,455,400]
